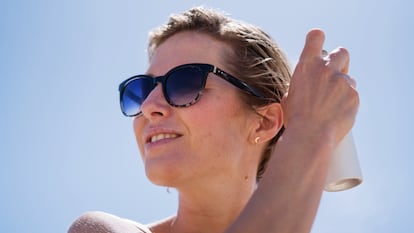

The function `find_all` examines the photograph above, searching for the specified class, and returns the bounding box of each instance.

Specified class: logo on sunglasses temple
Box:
[119,63,265,117]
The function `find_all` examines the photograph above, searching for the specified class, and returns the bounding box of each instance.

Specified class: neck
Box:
[170,176,256,233]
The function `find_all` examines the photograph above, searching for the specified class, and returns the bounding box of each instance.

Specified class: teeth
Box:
[150,133,178,143]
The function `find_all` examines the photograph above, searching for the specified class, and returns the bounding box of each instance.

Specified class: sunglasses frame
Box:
[119,63,265,117]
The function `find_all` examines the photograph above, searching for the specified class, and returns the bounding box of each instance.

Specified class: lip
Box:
[143,127,183,145]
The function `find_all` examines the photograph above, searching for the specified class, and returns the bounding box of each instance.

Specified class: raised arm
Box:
[226,29,359,233]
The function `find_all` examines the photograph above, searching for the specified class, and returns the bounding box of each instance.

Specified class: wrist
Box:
[282,120,339,155]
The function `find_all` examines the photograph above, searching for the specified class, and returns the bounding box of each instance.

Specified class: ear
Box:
[250,103,284,144]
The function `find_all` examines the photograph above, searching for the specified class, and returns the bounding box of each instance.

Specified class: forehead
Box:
[147,31,230,75]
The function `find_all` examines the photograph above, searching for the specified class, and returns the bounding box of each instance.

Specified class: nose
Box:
[140,83,171,119]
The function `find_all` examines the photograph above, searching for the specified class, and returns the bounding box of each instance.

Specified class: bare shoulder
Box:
[68,211,152,233]
[146,216,175,233]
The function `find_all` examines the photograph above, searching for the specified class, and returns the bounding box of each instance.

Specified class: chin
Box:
[144,160,183,187]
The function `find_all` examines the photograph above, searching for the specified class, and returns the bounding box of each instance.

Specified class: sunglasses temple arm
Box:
[213,67,264,98]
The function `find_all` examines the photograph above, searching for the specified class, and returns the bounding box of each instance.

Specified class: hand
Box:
[282,29,359,143]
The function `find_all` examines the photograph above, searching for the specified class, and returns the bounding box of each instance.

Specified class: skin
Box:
[227,29,358,233]
[133,31,284,233]
[67,28,359,233]
[135,29,358,233]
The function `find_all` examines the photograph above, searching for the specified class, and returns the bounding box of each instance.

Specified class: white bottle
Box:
[324,132,363,192]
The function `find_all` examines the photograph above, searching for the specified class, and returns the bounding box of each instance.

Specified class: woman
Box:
[69,6,359,233]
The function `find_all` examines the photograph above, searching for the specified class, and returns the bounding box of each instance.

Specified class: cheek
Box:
[185,93,250,152]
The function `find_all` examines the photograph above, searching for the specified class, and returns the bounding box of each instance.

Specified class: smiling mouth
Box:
[149,133,180,143]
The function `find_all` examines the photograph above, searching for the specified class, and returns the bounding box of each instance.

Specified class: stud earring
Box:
[254,137,260,144]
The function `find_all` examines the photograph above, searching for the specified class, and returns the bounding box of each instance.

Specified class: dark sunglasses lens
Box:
[166,67,205,106]
[121,78,154,116]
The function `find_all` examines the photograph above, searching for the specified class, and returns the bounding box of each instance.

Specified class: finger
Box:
[347,75,357,89]
[298,29,326,62]
[327,47,350,74]
[338,73,357,89]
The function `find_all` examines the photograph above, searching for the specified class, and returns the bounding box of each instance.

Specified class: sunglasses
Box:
[118,63,265,117]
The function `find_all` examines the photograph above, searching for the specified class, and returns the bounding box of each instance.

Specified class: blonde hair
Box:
[147,6,291,181]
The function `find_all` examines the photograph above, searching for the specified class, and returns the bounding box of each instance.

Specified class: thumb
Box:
[298,29,326,62]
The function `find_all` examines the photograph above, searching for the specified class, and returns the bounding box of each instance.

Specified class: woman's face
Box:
[133,31,261,188]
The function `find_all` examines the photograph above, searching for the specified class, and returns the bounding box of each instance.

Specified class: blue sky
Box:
[1,0,413,232]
